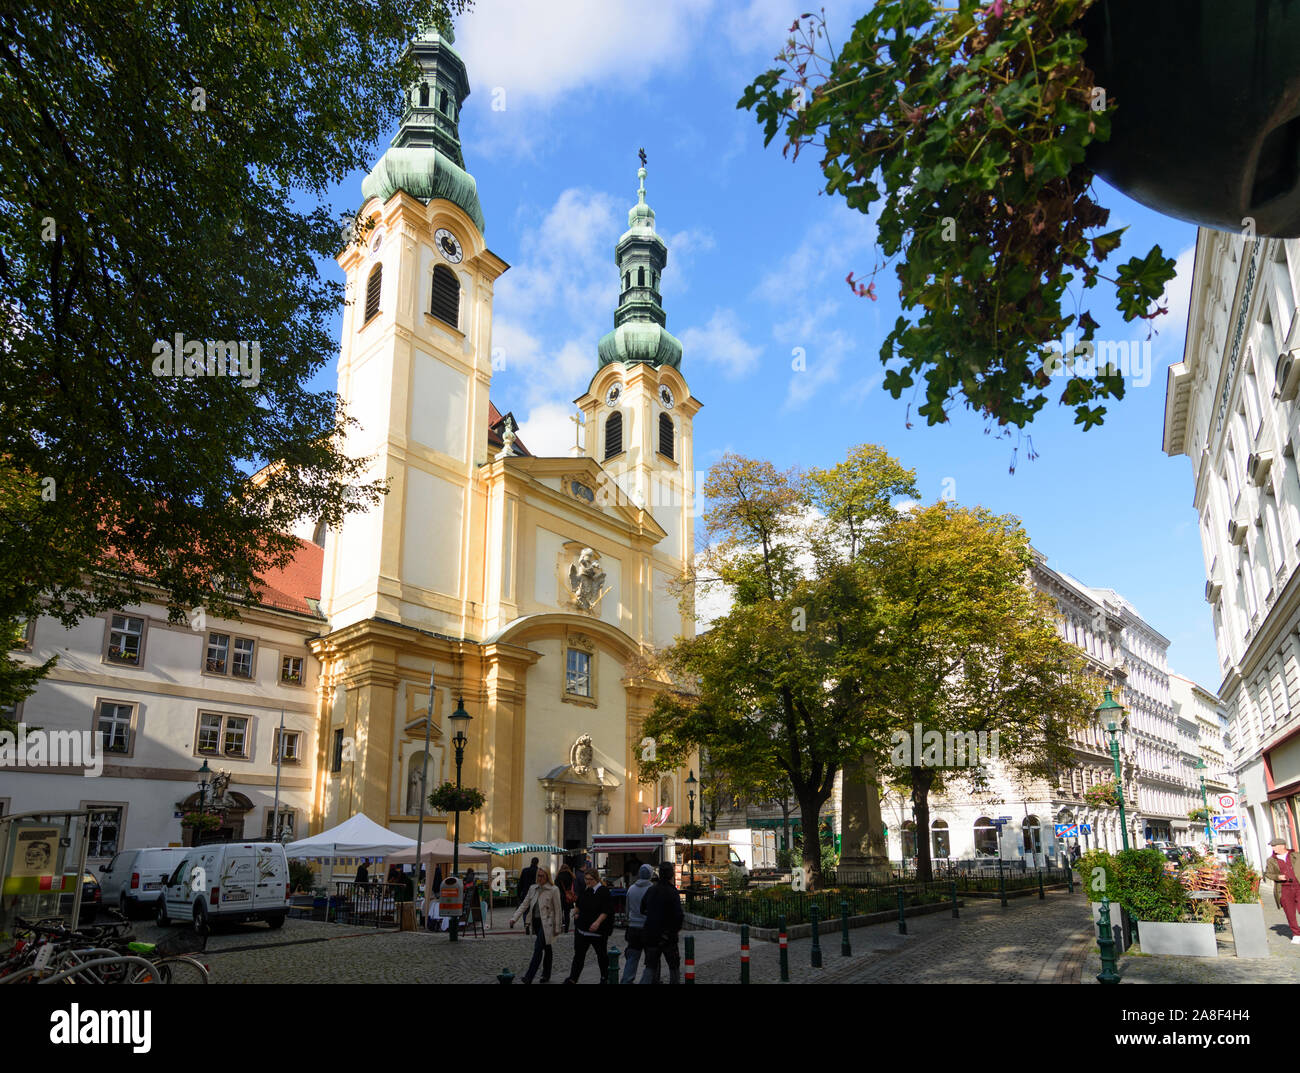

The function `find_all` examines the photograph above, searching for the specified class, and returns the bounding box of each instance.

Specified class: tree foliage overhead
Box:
[739,0,1177,431]
[0,0,468,700]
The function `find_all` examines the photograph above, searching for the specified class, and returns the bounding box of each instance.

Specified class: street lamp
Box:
[686,769,698,894]
[1096,689,1130,852]
[448,696,471,943]
[1193,759,1214,847]
[195,760,212,847]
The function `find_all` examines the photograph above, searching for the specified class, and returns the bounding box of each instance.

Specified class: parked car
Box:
[1216,844,1245,863]
[99,848,190,918]
[157,842,290,934]
[59,871,101,925]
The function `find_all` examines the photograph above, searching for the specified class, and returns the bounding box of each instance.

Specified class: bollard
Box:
[740,924,750,984]
[950,879,959,918]
[1096,896,1120,985]
[897,887,907,935]
[778,914,789,982]
[606,946,620,985]
[810,903,823,968]
[684,936,695,984]
[1039,869,1045,901]
[840,900,851,957]
[999,870,1008,908]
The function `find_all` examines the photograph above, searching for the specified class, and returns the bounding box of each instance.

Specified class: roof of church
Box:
[487,401,531,456]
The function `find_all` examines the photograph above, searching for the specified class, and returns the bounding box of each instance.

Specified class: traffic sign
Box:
[1079,823,1092,834]
[1054,823,1080,838]
[1211,814,1241,831]
[1218,793,1236,811]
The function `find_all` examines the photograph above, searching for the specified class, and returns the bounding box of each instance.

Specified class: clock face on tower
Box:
[658,384,675,409]
[434,228,463,264]
[605,383,622,407]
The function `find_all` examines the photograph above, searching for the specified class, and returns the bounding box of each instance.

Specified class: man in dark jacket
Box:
[517,857,539,933]
[563,869,613,983]
[639,862,684,984]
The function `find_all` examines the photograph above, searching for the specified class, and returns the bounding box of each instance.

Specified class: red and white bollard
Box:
[684,935,695,984]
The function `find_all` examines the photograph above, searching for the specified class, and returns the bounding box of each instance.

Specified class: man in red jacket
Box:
[1264,836,1300,943]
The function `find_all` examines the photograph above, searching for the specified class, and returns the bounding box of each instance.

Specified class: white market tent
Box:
[285,813,417,886]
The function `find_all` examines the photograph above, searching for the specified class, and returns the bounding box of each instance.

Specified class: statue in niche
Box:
[567,548,607,612]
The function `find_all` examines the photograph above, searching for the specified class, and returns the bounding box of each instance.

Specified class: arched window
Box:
[658,412,674,460]
[363,264,382,324]
[931,819,950,859]
[1022,814,1043,856]
[900,820,916,859]
[418,82,430,107]
[604,411,623,459]
[973,816,998,857]
[430,264,460,328]
[439,88,449,113]
[637,266,645,287]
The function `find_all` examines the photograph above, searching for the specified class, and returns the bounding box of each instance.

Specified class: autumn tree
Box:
[865,502,1102,881]
[640,448,918,889]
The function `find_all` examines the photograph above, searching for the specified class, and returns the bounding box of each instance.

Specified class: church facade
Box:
[310,27,699,856]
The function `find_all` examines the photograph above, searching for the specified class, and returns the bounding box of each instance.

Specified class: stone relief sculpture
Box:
[570,733,594,775]
[566,547,607,611]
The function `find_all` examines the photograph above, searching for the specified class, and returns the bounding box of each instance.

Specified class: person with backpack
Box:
[621,863,655,983]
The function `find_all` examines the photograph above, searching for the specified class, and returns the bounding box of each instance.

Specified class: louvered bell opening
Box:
[659,412,674,460]
[431,265,460,328]
[604,411,623,460]
[364,265,382,323]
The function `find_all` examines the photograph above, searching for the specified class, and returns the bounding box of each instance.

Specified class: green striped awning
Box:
[466,842,563,855]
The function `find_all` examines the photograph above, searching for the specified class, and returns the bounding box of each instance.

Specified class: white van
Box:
[157,842,290,933]
[99,847,190,917]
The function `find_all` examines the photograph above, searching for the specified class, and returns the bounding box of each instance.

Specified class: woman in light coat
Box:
[508,866,564,983]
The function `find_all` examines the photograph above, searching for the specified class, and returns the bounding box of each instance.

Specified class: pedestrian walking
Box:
[1265,836,1300,943]
[426,864,446,932]
[509,866,563,983]
[563,869,613,983]
[518,856,539,934]
[640,861,683,984]
[355,861,369,888]
[556,863,575,933]
[621,863,655,983]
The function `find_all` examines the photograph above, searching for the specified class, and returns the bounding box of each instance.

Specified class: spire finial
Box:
[637,148,648,204]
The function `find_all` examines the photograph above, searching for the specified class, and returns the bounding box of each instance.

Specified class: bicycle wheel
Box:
[147,956,210,984]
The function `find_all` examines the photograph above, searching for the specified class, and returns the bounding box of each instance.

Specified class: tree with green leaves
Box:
[639,447,919,889]
[0,1,469,706]
[866,501,1102,881]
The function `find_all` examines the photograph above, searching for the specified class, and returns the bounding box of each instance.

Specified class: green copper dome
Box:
[597,158,682,370]
[360,25,486,233]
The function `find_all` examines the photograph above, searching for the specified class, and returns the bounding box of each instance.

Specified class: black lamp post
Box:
[686,769,697,893]
[1193,759,1214,847]
[194,760,212,847]
[448,696,471,943]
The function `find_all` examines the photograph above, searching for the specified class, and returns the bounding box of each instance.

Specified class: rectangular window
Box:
[280,655,304,685]
[206,633,230,674]
[264,809,295,841]
[12,619,34,651]
[273,729,300,763]
[331,728,344,773]
[107,615,144,665]
[87,807,122,857]
[97,702,132,754]
[197,713,222,754]
[223,715,249,757]
[565,648,591,697]
[231,637,255,679]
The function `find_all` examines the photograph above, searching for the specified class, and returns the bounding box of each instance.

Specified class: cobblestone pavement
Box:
[118,890,1092,984]
[1082,894,1300,984]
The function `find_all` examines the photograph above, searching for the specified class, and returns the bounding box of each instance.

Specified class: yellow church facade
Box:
[307,27,699,857]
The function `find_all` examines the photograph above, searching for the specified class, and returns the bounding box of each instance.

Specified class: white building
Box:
[1162,229,1300,871]
[1,541,325,881]
[1169,672,1237,846]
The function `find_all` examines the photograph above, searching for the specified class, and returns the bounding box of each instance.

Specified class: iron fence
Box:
[332,881,402,928]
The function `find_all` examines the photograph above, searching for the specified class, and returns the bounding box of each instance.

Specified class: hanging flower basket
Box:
[427,783,486,814]
[1083,781,1120,808]
[180,811,221,831]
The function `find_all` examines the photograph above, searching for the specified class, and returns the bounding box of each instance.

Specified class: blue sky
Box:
[309,1,1213,690]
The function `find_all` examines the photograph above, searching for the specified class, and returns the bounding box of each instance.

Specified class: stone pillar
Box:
[837,758,891,885]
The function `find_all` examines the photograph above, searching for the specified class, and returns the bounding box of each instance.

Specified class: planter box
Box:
[1089,902,1131,954]
[1227,902,1270,959]
[1135,920,1217,958]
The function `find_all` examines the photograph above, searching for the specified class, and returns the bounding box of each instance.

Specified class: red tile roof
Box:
[487,401,531,456]
[253,537,323,618]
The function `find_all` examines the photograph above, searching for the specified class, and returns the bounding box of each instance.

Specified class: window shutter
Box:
[364,265,382,323]
[658,413,674,460]
[604,412,623,459]
[431,264,460,328]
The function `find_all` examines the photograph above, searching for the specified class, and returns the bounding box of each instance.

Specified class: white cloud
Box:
[518,399,583,457]
[1153,244,1197,355]
[679,308,761,377]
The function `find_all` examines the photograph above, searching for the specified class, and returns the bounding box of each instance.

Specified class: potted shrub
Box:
[1224,858,1268,959]
[1115,848,1215,957]
[1077,848,1128,951]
